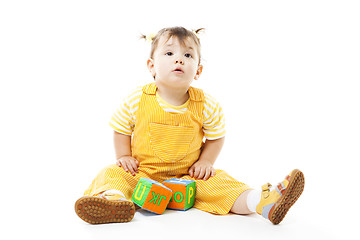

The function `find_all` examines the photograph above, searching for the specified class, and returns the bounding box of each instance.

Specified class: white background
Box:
[1,0,359,239]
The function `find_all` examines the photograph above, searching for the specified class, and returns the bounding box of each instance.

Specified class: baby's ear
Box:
[147,58,156,78]
[194,65,203,80]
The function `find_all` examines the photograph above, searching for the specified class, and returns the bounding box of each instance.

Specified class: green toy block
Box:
[131,178,173,215]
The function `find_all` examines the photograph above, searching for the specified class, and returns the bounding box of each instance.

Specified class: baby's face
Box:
[147,36,202,91]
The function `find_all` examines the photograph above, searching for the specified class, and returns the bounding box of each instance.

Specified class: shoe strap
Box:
[261,183,272,199]
[276,182,286,196]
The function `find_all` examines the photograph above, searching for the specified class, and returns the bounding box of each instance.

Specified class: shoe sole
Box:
[269,169,305,225]
[75,196,135,224]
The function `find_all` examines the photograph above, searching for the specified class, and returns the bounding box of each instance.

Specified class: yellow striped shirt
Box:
[109,86,225,140]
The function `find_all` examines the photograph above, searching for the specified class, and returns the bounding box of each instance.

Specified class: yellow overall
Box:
[84,83,250,214]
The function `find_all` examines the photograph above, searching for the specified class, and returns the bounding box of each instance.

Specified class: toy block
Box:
[163,179,196,211]
[131,178,173,214]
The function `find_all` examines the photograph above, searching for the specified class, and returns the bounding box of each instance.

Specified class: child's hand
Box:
[116,156,139,176]
[188,160,215,181]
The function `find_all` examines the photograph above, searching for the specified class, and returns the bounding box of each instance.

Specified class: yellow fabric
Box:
[109,85,226,140]
[85,83,249,215]
[156,92,189,112]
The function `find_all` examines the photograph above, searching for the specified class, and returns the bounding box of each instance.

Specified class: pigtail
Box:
[139,33,156,43]
[139,34,147,41]
[193,28,205,35]
[192,28,205,39]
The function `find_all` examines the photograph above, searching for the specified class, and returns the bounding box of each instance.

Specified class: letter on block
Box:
[131,178,173,214]
[163,179,196,211]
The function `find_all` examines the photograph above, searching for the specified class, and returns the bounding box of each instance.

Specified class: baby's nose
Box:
[175,59,184,65]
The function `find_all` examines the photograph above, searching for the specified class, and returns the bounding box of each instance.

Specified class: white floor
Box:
[3,186,350,240]
[69,207,340,240]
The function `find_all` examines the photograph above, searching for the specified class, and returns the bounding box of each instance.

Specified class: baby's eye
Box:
[185,53,192,58]
[165,52,173,56]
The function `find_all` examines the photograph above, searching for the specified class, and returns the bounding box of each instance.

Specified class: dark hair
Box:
[141,26,204,64]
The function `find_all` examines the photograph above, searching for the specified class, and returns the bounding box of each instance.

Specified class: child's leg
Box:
[76,164,142,224]
[181,169,251,215]
[230,189,254,215]
[231,169,305,224]
[83,164,140,199]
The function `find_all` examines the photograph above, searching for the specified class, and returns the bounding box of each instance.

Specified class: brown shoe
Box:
[75,191,135,224]
[256,169,305,225]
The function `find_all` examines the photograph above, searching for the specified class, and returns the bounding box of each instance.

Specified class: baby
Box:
[75,26,304,225]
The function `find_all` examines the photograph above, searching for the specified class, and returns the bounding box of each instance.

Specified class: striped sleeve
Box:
[109,87,142,135]
[202,93,226,140]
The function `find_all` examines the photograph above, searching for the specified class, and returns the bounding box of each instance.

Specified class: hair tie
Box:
[192,30,200,39]
[192,28,205,39]
[146,33,156,43]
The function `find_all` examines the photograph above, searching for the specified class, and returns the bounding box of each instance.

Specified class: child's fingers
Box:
[197,167,206,180]
[193,167,201,179]
[116,159,121,167]
[203,168,212,181]
[126,160,138,175]
[129,160,139,173]
[125,163,136,176]
[203,167,216,181]
[121,161,129,172]
[117,157,128,170]
[117,157,138,175]
[120,159,133,173]
[188,166,195,178]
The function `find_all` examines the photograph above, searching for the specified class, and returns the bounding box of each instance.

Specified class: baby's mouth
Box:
[173,68,184,73]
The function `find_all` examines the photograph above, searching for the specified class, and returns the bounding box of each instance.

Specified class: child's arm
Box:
[189,137,225,181]
[114,131,139,176]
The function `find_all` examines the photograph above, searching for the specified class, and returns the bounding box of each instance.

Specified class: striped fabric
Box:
[84,83,249,215]
[109,85,226,140]
[149,123,194,162]
[85,165,250,215]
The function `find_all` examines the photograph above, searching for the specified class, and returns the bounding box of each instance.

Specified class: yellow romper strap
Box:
[142,83,204,102]
[142,83,157,95]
